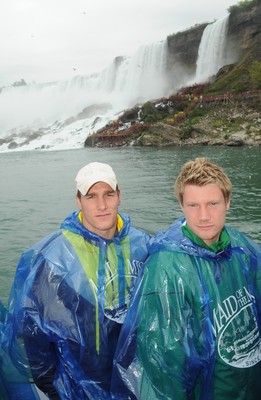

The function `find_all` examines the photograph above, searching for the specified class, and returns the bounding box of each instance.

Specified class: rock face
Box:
[166,1,261,71]
[166,24,207,74]
[85,93,261,148]
[228,1,261,52]
[84,1,261,149]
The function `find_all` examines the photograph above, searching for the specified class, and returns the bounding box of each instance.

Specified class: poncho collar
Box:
[182,223,231,253]
[60,210,130,243]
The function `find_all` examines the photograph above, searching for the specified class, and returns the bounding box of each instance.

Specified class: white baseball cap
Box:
[75,162,118,195]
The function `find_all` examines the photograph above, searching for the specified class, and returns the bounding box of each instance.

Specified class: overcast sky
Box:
[0,0,238,86]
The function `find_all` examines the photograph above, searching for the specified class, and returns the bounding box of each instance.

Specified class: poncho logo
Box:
[103,258,144,323]
[212,286,260,368]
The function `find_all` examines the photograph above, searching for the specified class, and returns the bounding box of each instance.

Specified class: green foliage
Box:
[142,101,168,122]
[188,107,206,118]
[175,101,189,111]
[180,126,193,140]
[142,101,156,114]
[211,118,242,130]
[228,0,258,13]
[249,61,261,88]
[172,107,206,131]
[205,44,261,93]
[167,23,208,39]
[211,119,224,128]
[183,116,201,127]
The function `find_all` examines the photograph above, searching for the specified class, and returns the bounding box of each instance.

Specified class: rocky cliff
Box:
[166,0,261,68]
[85,0,261,148]
[228,0,261,51]
[166,24,207,77]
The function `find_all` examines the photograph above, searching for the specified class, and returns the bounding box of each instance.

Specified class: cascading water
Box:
[0,40,169,153]
[0,17,235,153]
[194,16,230,84]
[113,41,169,102]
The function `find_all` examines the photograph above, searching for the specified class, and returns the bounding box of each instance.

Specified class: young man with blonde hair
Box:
[112,157,261,400]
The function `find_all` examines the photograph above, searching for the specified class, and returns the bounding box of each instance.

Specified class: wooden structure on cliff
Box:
[86,89,261,147]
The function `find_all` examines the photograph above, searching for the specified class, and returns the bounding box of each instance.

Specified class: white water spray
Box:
[0,18,236,153]
[0,40,169,152]
[194,16,230,84]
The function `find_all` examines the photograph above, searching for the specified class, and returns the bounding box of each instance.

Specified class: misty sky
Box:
[0,0,238,86]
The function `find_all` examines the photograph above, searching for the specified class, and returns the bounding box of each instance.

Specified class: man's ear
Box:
[226,198,230,211]
[76,194,82,210]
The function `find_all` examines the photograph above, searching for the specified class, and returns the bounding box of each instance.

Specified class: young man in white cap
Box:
[3,162,151,399]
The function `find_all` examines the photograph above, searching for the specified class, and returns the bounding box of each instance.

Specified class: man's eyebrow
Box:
[86,188,115,196]
[105,189,116,194]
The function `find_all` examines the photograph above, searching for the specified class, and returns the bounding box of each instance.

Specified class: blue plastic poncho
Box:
[0,300,44,400]
[2,211,151,399]
[111,218,261,400]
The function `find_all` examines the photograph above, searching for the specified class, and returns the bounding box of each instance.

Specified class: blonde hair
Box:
[175,157,232,205]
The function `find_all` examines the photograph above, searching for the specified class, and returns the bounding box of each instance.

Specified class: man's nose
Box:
[199,205,210,220]
[97,196,107,210]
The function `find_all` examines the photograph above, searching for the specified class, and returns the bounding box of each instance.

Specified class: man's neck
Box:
[182,224,230,253]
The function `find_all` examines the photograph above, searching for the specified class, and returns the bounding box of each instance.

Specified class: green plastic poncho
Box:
[112,217,261,400]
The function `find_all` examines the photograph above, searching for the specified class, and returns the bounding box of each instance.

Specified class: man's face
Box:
[181,183,230,246]
[76,182,120,239]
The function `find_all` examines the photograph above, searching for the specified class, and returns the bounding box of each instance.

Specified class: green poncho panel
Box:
[112,218,261,400]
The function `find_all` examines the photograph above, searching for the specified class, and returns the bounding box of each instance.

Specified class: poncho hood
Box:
[150,217,260,261]
[61,210,130,243]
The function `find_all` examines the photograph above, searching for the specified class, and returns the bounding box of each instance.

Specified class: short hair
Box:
[175,157,232,205]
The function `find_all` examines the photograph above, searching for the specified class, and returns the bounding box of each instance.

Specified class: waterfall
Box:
[0,40,169,152]
[194,16,230,84]
[113,41,169,102]
[0,19,237,153]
